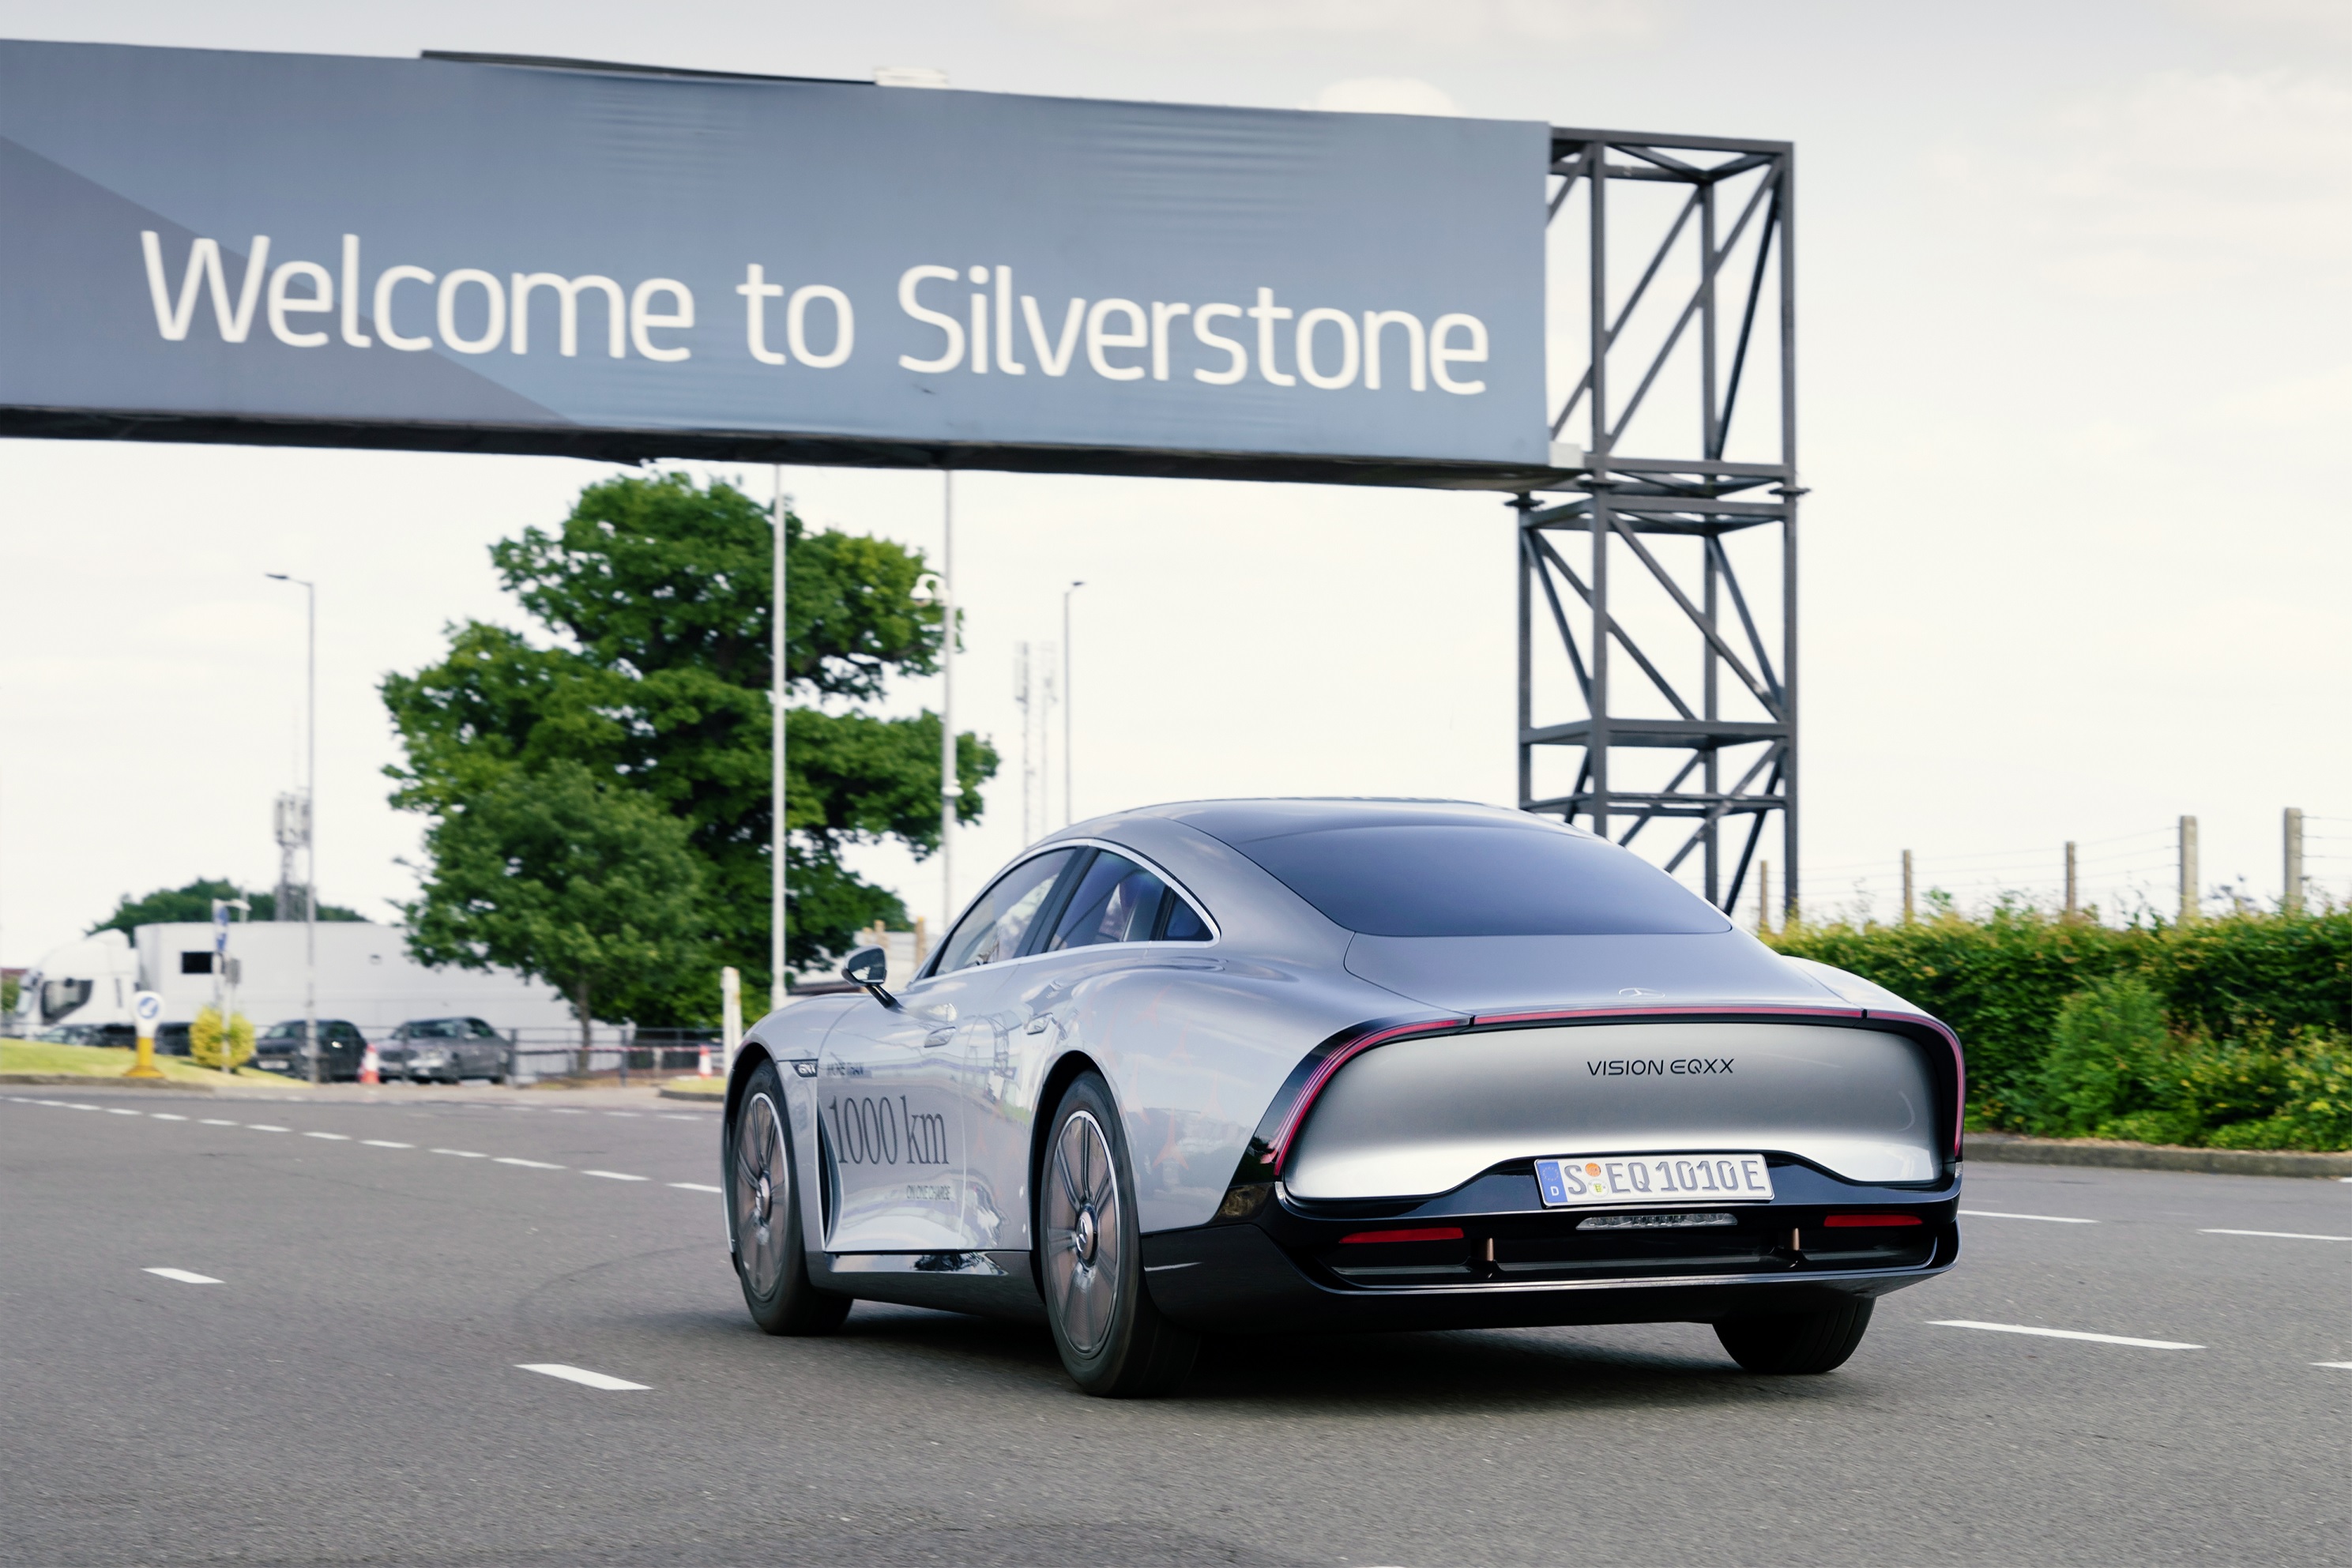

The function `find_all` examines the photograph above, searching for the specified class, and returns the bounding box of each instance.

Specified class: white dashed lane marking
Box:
[582,1170,646,1181]
[1961,1210,2097,1224]
[432,1149,487,1159]
[145,1268,222,1285]
[246,1124,291,1134]
[1932,1320,2203,1350]
[671,1183,722,1194]
[151,1113,188,1121]
[303,1131,352,1141]
[2316,1362,2352,1371]
[517,1363,647,1390]
[494,1156,563,1170]
[106,1107,141,1116]
[362,1139,414,1149]
[2202,1228,2352,1243]
[200,1118,237,1126]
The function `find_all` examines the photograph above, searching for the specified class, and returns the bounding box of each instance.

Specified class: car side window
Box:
[934,849,1079,974]
[1045,852,1169,951]
[1158,896,1211,941]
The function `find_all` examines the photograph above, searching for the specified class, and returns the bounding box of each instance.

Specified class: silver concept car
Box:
[722,799,1963,1397]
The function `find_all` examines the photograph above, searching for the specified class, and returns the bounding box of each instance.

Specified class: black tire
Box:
[1037,1072,1199,1397]
[1714,1298,1875,1374]
[726,1058,851,1336]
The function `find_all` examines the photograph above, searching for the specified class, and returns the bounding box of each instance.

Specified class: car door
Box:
[817,848,1080,1254]
[963,847,1216,1251]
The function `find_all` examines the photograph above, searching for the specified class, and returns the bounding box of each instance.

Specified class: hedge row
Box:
[1767,908,2352,1145]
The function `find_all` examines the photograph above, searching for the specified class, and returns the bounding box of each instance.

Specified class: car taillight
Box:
[1823,1213,1923,1228]
[1338,1226,1465,1245]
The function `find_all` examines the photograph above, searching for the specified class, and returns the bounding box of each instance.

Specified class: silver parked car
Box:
[386,1017,510,1084]
[721,799,1963,1397]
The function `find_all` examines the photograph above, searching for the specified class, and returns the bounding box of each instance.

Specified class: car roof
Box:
[1093,796,1598,845]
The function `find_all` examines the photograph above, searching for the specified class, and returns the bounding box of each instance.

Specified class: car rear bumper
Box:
[1141,1162,1959,1333]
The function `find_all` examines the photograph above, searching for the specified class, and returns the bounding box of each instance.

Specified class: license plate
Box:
[1534,1152,1774,1208]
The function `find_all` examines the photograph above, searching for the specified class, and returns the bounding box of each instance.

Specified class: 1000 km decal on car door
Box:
[824,1096,950,1167]
[1534,1153,1774,1207]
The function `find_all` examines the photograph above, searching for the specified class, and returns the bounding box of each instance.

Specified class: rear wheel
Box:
[728,1058,850,1336]
[1714,1298,1874,1374]
[1038,1073,1199,1397]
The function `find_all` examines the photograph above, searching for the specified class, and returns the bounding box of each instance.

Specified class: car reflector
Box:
[1338,1226,1466,1245]
[1823,1213,1924,1228]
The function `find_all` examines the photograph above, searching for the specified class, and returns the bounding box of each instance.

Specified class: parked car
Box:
[388,1017,510,1084]
[252,1019,371,1081]
[723,798,1964,1397]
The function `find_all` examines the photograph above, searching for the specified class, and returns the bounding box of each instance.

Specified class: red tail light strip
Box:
[1268,1020,1462,1173]
[1338,1226,1465,1245]
[1823,1213,1924,1228]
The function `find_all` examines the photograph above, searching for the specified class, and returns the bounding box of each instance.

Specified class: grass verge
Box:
[0,1039,292,1085]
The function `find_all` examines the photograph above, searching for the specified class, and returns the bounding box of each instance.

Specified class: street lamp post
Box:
[770,471,789,1023]
[265,573,318,1086]
[940,472,959,920]
[1062,581,1084,827]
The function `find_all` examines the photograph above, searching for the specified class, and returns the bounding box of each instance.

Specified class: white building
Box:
[22,919,577,1036]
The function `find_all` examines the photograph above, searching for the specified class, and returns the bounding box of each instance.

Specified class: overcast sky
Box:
[3,0,2347,968]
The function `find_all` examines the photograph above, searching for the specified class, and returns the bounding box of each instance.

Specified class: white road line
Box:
[66,1103,100,1111]
[200,1118,237,1126]
[2201,1228,2352,1243]
[145,1268,222,1285]
[362,1139,414,1149]
[670,1182,722,1194]
[659,1113,702,1121]
[2316,1362,2352,1371]
[517,1363,647,1391]
[151,1113,188,1121]
[604,1111,640,1118]
[431,1149,487,1158]
[106,1107,142,1116]
[1960,1209,2097,1224]
[494,1156,563,1169]
[246,1124,290,1134]
[1931,1319,2203,1350]
[582,1170,646,1181]
[32,1099,63,1106]
[545,1109,585,1115]
[303,1131,352,1141]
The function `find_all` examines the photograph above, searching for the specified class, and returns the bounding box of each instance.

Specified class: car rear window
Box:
[1227,823,1731,937]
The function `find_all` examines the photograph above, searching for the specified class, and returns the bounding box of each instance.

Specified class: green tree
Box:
[92,878,363,933]
[404,761,706,1061]
[2037,976,2171,1137]
[384,472,996,1022]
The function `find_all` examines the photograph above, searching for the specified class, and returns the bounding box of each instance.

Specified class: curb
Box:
[0,1073,216,1092]
[1966,1133,2352,1180]
[657,1085,724,1104]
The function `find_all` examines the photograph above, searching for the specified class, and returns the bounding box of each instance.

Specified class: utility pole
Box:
[2179,815,2200,925]
[1063,581,1084,826]
[2064,840,2079,921]
[267,573,318,1085]
[940,472,958,923]
[2284,807,2305,916]
[1900,849,1914,924]
[1756,860,1771,938]
[770,469,788,1013]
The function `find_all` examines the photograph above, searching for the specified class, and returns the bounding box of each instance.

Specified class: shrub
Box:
[190,1006,254,1071]
[2037,976,2171,1136]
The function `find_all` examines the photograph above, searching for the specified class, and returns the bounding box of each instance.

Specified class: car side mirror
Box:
[841,946,900,1010]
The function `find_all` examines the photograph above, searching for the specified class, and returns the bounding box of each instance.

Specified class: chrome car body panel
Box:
[1284,1021,1944,1197]
[725,798,1967,1332]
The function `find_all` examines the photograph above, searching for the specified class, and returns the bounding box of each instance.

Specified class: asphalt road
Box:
[4,1085,2348,1566]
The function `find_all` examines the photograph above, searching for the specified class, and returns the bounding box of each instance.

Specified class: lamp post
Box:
[265,573,317,1086]
[940,472,958,920]
[1062,581,1084,826]
[770,471,789,1021]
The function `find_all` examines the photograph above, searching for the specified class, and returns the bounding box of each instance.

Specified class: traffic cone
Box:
[359,1042,381,1085]
[697,1041,713,1078]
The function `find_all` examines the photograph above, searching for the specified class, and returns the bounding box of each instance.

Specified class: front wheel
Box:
[1714,1298,1874,1374]
[728,1059,851,1336]
[1038,1073,1199,1397]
